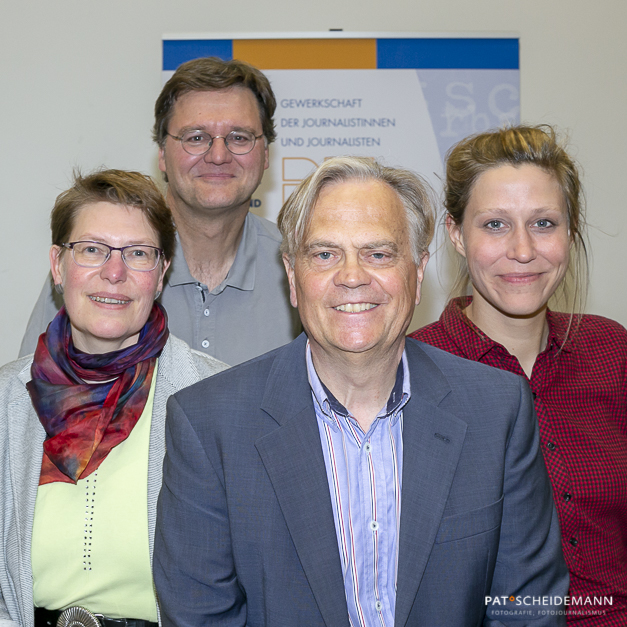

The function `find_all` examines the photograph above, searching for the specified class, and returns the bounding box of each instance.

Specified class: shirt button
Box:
[375,601,383,612]
[547,442,556,451]
[532,392,537,400]
[369,520,379,531]
[203,308,210,317]
[563,493,572,502]
[569,537,578,547]
[201,340,210,349]
[364,443,372,453]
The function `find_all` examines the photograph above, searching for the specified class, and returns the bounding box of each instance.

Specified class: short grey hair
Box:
[278,156,435,265]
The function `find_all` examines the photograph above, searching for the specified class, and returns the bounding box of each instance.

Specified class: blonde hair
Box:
[445,124,588,316]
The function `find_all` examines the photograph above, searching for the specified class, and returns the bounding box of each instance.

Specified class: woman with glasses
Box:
[410,125,627,625]
[0,169,226,627]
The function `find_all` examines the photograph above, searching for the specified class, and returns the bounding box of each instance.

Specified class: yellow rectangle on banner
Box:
[232,39,377,69]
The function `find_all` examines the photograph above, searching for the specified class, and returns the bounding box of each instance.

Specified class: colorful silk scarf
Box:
[27,303,169,485]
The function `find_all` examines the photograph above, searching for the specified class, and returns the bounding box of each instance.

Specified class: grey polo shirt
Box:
[19,213,301,365]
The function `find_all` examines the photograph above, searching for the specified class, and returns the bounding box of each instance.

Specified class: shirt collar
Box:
[164,214,257,293]
[306,341,411,428]
[441,296,573,358]
[545,309,576,353]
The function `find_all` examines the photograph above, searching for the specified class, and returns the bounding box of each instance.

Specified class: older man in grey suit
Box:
[154,156,568,626]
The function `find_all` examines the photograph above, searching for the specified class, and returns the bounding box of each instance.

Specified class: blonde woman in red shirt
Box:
[410,125,626,626]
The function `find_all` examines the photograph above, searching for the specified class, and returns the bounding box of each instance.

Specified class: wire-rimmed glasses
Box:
[167,129,264,156]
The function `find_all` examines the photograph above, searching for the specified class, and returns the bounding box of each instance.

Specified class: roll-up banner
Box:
[161,32,520,324]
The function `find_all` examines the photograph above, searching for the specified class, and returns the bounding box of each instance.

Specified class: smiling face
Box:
[284,180,427,363]
[50,202,170,354]
[447,164,571,323]
[158,87,269,218]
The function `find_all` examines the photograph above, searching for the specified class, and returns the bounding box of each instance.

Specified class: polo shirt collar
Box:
[166,236,195,287]
[165,214,258,293]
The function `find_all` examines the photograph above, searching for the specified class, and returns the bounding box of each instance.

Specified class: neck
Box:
[465,294,549,378]
[168,189,249,291]
[310,340,404,432]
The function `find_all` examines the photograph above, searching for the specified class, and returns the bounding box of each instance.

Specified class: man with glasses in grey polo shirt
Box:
[20,57,300,365]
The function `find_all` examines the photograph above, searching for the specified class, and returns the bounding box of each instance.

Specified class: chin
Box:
[494,299,549,319]
[333,335,384,354]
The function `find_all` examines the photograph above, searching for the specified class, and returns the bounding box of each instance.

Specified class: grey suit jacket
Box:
[154,334,568,627]
[0,335,227,627]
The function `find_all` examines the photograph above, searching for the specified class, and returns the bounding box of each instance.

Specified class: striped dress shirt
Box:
[306,345,410,627]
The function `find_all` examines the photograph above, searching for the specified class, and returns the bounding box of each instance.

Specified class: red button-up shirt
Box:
[410,298,627,625]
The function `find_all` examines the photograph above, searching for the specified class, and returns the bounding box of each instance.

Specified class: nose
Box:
[334,254,371,289]
[99,250,127,282]
[507,227,537,263]
[204,136,232,165]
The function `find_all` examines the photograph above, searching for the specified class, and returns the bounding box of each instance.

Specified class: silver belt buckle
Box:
[56,607,102,627]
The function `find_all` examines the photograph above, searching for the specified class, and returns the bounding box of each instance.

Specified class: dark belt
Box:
[35,607,158,627]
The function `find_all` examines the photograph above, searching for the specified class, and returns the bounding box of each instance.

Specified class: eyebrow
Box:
[177,125,258,135]
[73,236,158,247]
[302,239,399,254]
[362,240,399,253]
[303,240,338,254]
[474,206,564,216]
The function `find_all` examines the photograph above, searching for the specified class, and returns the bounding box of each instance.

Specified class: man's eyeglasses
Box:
[62,241,163,272]
[167,129,264,156]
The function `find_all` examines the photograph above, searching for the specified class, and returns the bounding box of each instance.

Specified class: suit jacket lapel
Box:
[394,341,468,627]
[255,335,350,627]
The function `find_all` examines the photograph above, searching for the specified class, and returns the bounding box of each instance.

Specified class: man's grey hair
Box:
[277,156,435,266]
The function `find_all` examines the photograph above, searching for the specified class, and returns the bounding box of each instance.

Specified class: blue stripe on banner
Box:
[376,38,519,69]
[163,40,233,70]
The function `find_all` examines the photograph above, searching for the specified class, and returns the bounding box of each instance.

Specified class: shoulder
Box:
[0,355,33,404]
[405,339,530,440]
[573,312,627,341]
[409,318,450,347]
[408,299,471,357]
[552,312,627,354]
[408,337,518,380]
[159,335,229,389]
[406,337,524,398]
[247,212,281,245]
[0,355,33,381]
[189,348,230,378]
[175,343,281,403]
[172,335,304,413]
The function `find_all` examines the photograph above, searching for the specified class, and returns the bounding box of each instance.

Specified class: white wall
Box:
[1,0,625,365]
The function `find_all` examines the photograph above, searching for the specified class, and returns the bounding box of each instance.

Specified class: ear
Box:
[282,253,298,308]
[158,146,167,174]
[414,252,430,306]
[157,259,171,293]
[263,143,270,171]
[50,245,64,287]
[446,214,466,258]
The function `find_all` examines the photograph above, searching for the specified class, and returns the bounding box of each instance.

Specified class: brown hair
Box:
[445,124,588,313]
[278,156,435,266]
[153,57,277,148]
[51,169,176,261]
